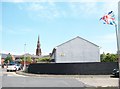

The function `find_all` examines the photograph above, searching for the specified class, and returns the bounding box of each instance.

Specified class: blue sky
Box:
[1,0,119,55]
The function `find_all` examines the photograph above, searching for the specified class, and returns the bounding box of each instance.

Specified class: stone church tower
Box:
[36,36,41,56]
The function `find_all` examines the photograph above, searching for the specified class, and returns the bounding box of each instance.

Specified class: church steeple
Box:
[36,35,41,56]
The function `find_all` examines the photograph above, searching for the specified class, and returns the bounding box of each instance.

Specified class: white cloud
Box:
[25,3,45,11]
[18,2,62,20]
[1,0,46,3]
[15,1,118,21]
[68,2,98,17]
[101,2,118,17]
[2,0,25,3]
[69,0,119,2]
[1,0,119,2]
[69,1,118,18]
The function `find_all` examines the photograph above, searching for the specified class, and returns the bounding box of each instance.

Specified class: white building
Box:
[51,36,100,63]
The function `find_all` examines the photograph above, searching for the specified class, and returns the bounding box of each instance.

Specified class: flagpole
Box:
[115,24,119,53]
[115,24,120,78]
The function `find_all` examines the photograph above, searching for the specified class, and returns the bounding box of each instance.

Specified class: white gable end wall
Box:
[55,37,100,63]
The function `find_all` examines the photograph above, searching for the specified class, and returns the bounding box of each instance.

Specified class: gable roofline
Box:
[50,48,56,57]
[51,36,99,56]
[56,36,99,48]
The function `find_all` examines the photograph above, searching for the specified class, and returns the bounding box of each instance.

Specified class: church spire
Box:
[38,35,39,43]
[36,35,41,56]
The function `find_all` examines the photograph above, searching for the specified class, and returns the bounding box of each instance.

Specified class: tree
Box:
[100,53,118,62]
[26,56,32,62]
[37,57,50,62]
[20,56,32,62]
[4,53,13,64]
[100,52,106,61]
[20,56,24,62]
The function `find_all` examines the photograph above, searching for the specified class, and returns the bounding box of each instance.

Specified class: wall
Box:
[28,62,118,75]
[56,37,100,63]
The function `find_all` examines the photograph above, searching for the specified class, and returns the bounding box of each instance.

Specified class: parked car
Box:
[7,63,22,72]
[112,68,119,77]
[15,63,22,70]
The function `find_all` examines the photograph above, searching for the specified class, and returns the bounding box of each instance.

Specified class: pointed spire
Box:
[36,35,41,56]
[38,35,40,43]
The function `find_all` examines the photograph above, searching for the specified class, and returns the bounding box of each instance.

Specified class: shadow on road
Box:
[110,75,119,78]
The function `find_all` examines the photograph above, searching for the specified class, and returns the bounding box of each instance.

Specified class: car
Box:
[15,63,22,70]
[7,63,17,72]
[7,63,22,72]
[112,68,119,77]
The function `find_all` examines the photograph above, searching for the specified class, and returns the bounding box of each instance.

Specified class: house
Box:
[15,53,43,64]
[1,53,8,65]
[50,36,100,63]
[1,53,15,65]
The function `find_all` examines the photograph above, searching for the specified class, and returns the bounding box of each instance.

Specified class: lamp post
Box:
[23,43,26,71]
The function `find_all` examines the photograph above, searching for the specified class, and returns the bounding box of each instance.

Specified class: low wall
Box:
[28,62,118,75]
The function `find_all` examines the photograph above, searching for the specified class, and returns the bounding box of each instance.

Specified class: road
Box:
[0,68,119,88]
[1,68,91,87]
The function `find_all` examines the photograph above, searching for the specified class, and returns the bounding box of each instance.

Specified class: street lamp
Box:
[23,43,26,71]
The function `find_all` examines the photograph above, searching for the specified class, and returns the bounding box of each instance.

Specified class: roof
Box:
[1,53,8,59]
[15,53,42,59]
[0,53,43,59]
[56,36,99,48]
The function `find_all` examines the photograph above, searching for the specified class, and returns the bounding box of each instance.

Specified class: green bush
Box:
[20,56,32,62]
[100,53,118,62]
[37,57,50,62]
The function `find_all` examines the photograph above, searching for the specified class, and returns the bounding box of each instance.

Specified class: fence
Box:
[28,62,118,75]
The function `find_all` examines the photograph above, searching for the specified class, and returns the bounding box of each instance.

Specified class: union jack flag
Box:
[100,11,116,25]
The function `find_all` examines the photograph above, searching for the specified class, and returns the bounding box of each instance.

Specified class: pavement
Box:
[16,71,119,87]
[76,77,118,87]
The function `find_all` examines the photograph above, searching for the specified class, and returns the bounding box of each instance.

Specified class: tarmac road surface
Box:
[1,68,90,87]
[2,76,91,87]
[1,68,119,88]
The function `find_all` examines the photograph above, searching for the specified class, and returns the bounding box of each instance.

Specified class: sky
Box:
[0,0,119,55]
